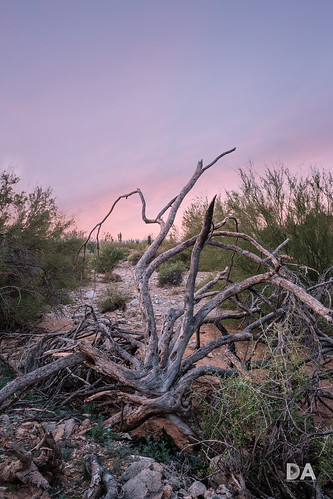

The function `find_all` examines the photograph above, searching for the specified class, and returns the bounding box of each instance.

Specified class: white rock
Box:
[122,469,163,499]
[188,480,207,498]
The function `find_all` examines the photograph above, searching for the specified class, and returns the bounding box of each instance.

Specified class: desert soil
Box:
[42,260,232,370]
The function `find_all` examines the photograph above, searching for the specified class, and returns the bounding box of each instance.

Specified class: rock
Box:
[84,290,96,299]
[120,457,154,482]
[205,484,233,498]
[152,462,165,474]
[177,489,189,497]
[162,483,173,499]
[63,418,77,438]
[188,480,207,497]
[79,418,91,428]
[204,489,217,498]
[216,484,233,498]
[167,476,182,491]
[42,422,58,437]
[15,427,27,439]
[0,414,10,426]
[122,468,163,499]
[54,423,65,441]
[76,418,92,436]
[129,298,139,307]
[209,456,247,498]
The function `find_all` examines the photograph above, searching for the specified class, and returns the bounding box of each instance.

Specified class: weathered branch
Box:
[0,352,86,409]
[84,454,121,499]
[3,147,332,451]
[270,274,332,323]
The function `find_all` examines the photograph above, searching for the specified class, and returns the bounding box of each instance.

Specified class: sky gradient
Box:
[1,0,333,239]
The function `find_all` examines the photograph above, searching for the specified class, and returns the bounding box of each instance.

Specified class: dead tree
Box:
[0,148,332,438]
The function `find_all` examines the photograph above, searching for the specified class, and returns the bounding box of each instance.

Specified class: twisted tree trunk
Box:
[0,148,332,439]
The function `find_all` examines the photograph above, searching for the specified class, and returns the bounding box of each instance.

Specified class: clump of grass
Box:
[92,244,126,273]
[97,285,131,313]
[100,271,122,283]
[136,432,177,464]
[86,416,121,443]
[127,250,145,265]
[157,262,186,287]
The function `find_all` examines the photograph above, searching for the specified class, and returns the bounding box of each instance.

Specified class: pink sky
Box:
[1,1,333,239]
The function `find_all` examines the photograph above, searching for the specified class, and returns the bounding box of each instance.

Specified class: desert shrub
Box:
[193,325,333,496]
[127,249,145,265]
[97,285,131,312]
[100,271,122,283]
[133,432,176,464]
[157,261,186,287]
[226,165,333,280]
[0,169,84,330]
[93,244,126,273]
[182,166,333,281]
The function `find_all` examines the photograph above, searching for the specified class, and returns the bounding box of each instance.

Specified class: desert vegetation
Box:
[182,164,333,280]
[0,170,85,331]
[0,151,332,498]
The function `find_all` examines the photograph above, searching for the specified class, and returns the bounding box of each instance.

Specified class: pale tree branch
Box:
[2,146,333,463]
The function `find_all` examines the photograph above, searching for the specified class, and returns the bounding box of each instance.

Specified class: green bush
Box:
[135,432,176,464]
[194,326,333,496]
[127,249,145,265]
[157,261,186,287]
[97,285,131,312]
[226,165,333,280]
[93,244,126,273]
[0,169,85,331]
[182,166,333,281]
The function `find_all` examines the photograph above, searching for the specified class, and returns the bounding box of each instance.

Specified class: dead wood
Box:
[0,148,332,447]
[33,431,63,476]
[84,454,122,499]
[0,426,63,493]
[0,442,50,490]
[0,352,86,410]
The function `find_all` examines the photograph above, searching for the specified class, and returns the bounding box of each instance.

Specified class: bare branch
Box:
[0,353,86,409]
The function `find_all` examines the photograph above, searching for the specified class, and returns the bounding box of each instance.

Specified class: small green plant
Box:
[86,416,121,444]
[105,442,133,475]
[311,431,333,486]
[93,244,126,273]
[133,431,177,464]
[59,439,76,462]
[97,285,131,313]
[139,439,172,463]
[85,416,107,442]
[193,324,333,496]
[127,249,145,265]
[157,261,186,287]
